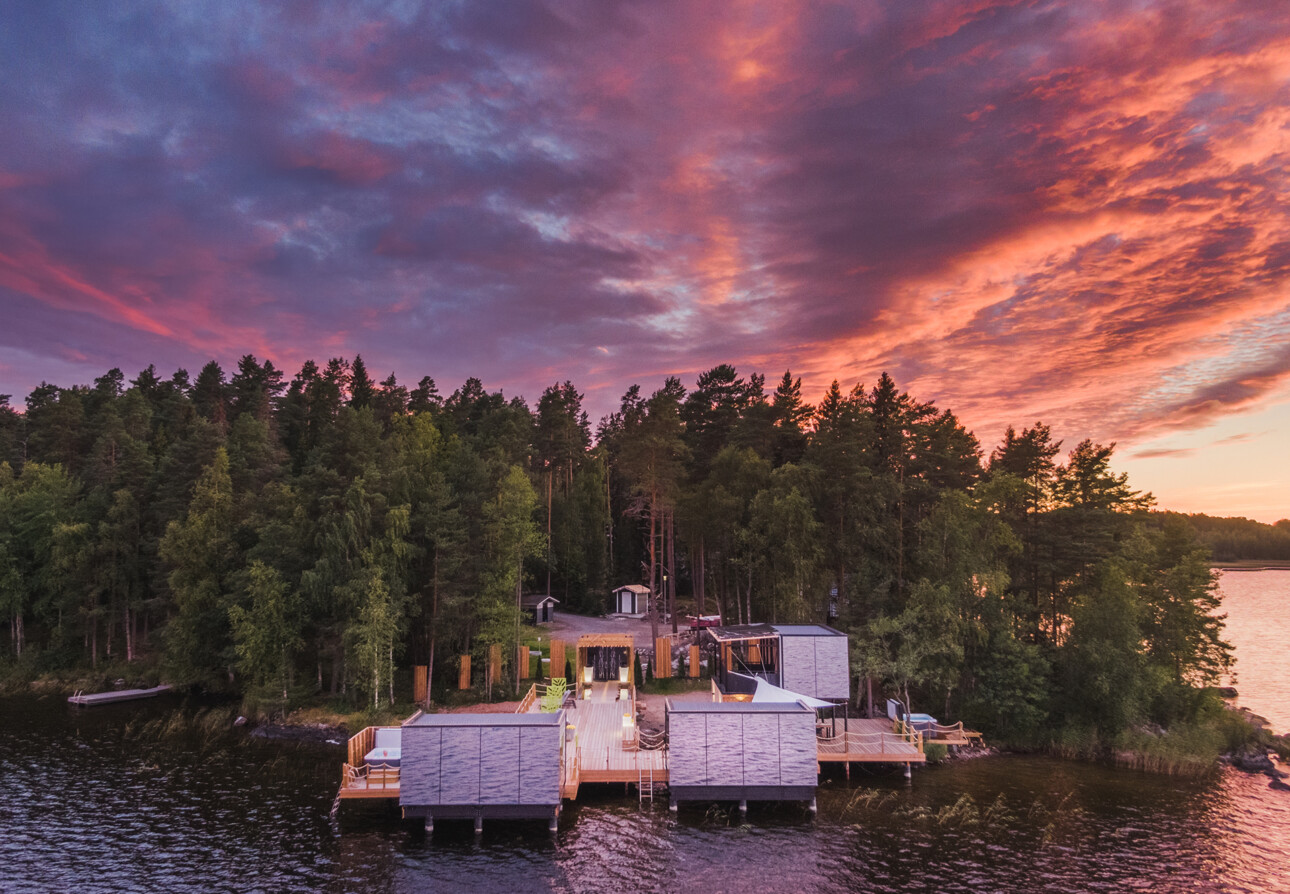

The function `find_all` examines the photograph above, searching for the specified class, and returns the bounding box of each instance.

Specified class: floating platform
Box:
[68,685,172,706]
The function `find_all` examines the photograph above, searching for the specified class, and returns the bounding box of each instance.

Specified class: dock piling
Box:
[425,817,433,835]
[809,797,817,816]
[474,816,483,835]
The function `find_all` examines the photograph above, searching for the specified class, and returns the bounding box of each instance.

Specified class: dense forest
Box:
[0,358,1233,742]
[1153,512,1290,562]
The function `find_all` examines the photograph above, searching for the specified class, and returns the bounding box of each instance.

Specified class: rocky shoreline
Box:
[1221,706,1290,790]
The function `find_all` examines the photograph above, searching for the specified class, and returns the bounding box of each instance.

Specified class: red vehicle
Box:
[687,614,722,629]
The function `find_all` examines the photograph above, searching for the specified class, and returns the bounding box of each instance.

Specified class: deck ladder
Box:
[638,761,654,803]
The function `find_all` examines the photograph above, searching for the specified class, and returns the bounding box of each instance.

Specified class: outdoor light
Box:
[583,666,593,683]
[618,665,628,683]
[622,713,634,730]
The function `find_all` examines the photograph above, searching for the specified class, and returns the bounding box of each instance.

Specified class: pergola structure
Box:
[574,634,635,700]
[704,624,781,699]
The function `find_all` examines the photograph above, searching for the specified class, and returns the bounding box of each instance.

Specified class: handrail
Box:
[341,760,401,791]
[817,725,926,757]
[516,682,539,713]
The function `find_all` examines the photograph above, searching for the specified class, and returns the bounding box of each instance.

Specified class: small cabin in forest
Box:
[521,593,559,624]
[612,584,651,616]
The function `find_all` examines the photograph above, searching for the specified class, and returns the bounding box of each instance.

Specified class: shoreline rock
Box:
[248,723,346,747]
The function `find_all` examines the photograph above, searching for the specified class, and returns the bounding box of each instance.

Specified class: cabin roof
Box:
[613,584,651,594]
[520,593,559,608]
[576,633,634,649]
[406,712,564,728]
[771,624,846,637]
[706,623,777,642]
[664,698,813,714]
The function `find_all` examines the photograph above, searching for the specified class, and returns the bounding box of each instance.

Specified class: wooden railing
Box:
[516,682,539,714]
[817,724,924,756]
[893,718,926,754]
[347,726,378,767]
[341,761,401,792]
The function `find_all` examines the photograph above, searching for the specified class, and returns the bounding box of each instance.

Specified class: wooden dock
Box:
[68,685,172,706]
[816,718,926,763]
[336,687,945,810]
[565,682,667,785]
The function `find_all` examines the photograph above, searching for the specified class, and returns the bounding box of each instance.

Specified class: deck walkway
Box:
[564,682,667,784]
[816,718,926,764]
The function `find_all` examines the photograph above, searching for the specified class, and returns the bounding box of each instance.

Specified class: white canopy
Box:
[730,673,834,709]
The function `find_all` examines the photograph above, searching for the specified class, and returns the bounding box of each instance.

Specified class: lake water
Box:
[1217,568,1290,732]
[2,570,1288,894]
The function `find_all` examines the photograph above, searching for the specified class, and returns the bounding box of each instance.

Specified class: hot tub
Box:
[363,728,402,768]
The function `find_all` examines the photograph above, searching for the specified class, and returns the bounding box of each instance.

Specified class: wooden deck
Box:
[337,686,947,811]
[68,685,172,705]
[816,718,926,763]
[337,765,401,799]
[922,722,985,748]
[338,725,403,800]
[566,683,667,784]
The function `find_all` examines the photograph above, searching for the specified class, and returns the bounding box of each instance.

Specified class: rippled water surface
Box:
[2,571,1288,894]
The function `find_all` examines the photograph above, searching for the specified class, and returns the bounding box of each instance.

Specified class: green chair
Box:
[541,677,567,712]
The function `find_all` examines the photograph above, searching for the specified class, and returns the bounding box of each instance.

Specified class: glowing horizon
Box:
[0,2,1287,522]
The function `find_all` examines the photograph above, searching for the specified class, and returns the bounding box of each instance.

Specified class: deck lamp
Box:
[583,665,593,684]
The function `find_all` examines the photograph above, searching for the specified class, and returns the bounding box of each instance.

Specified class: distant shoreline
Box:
[1212,562,1290,572]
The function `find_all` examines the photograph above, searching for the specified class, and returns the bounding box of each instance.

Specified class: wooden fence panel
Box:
[489,643,502,685]
[655,637,672,678]
[413,665,428,703]
[689,645,701,679]
[458,655,471,690]
[549,639,566,681]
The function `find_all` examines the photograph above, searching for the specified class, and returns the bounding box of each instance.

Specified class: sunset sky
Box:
[0,2,1287,522]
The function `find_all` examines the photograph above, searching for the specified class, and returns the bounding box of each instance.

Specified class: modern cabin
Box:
[773,625,850,703]
[612,584,650,616]
[521,593,559,624]
[705,623,849,705]
[399,711,569,831]
[665,700,819,810]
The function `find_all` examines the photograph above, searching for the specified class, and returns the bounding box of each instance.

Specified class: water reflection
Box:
[2,679,1289,892]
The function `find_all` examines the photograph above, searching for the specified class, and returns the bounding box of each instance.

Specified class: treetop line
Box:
[0,357,1230,740]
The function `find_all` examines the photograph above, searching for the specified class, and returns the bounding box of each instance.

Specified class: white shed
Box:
[612,584,651,616]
